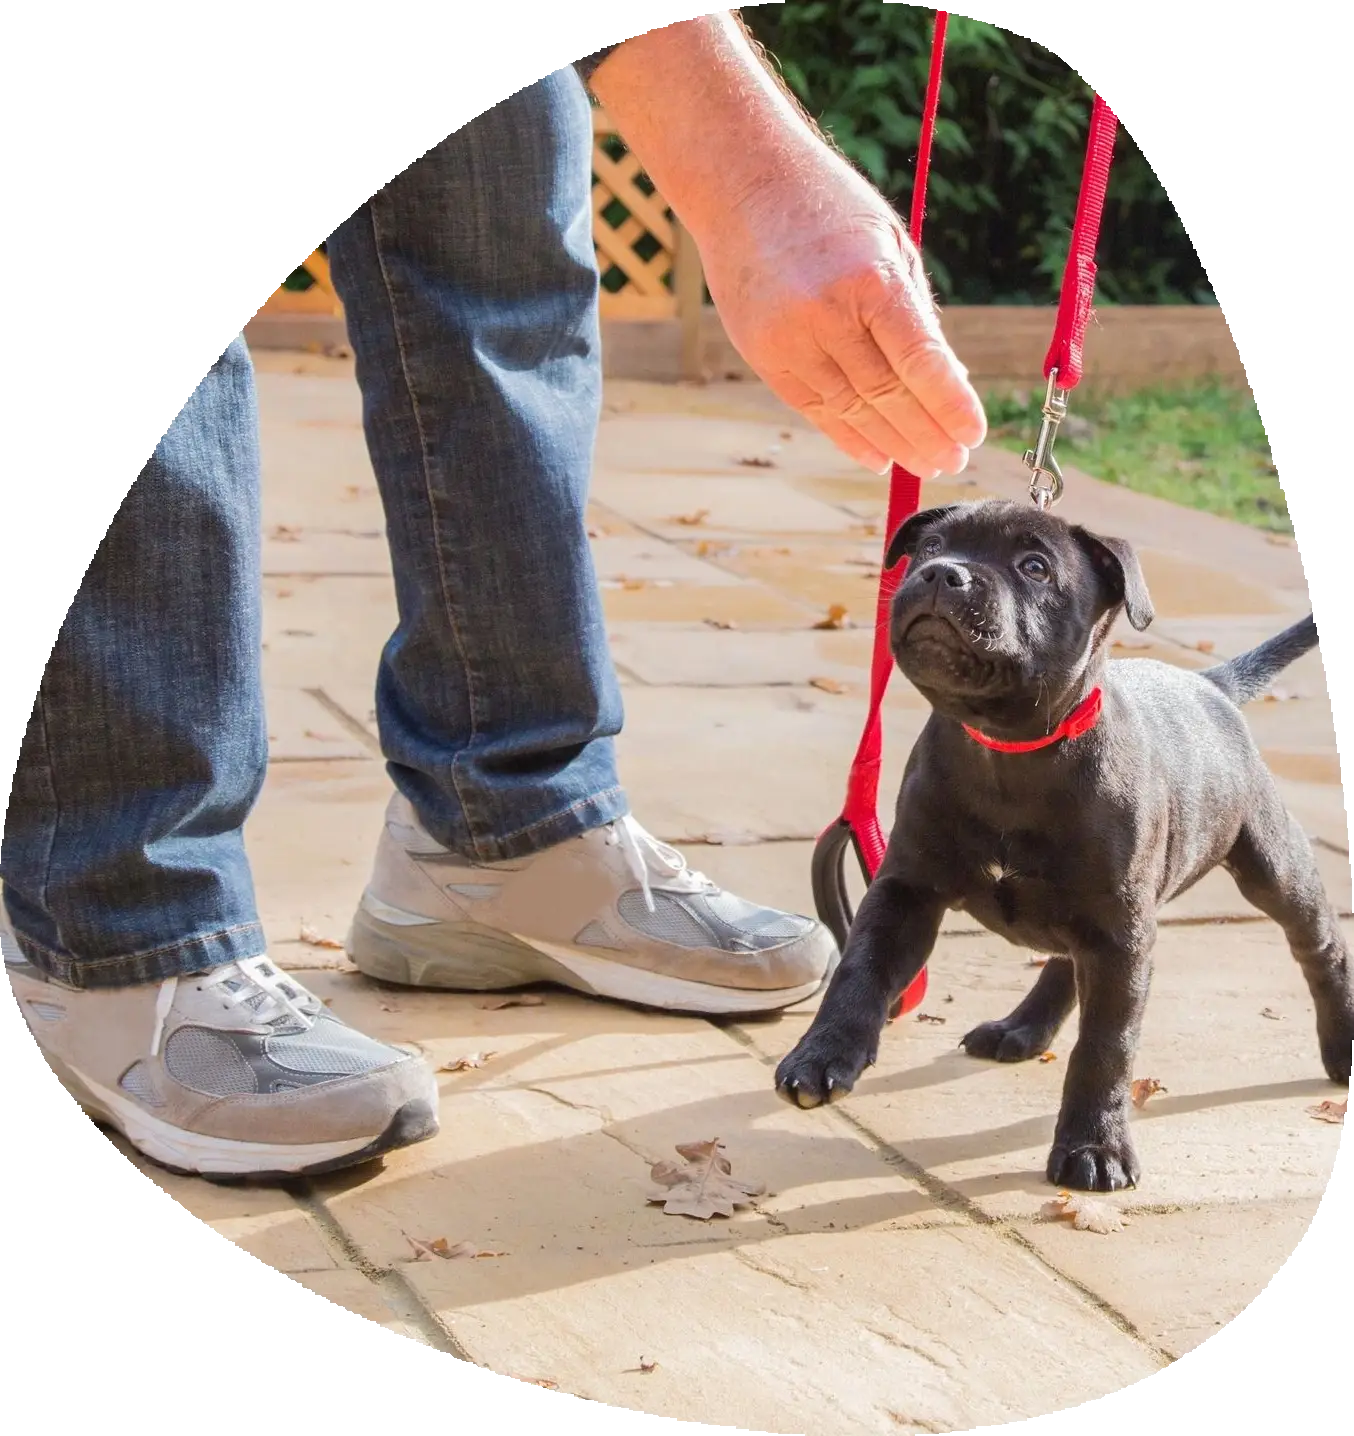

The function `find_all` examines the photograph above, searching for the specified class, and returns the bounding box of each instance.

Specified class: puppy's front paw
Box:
[775,1030,876,1110]
[961,1017,1053,1063]
[1051,1131,1142,1189]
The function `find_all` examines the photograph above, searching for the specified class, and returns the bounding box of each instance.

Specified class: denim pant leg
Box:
[327,69,628,864]
[1,339,268,987]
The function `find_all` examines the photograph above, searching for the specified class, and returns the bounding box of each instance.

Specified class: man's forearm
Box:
[585,13,854,237]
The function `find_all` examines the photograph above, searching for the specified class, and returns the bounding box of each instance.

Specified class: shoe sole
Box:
[46,1051,439,1183]
[347,902,830,1015]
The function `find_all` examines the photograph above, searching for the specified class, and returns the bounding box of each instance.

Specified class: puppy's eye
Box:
[919,535,943,558]
[1019,554,1051,582]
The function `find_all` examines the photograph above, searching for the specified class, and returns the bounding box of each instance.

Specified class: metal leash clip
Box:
[1023,369,1069,510]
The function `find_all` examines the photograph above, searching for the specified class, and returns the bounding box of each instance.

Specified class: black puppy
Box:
[776,499,1353,1192]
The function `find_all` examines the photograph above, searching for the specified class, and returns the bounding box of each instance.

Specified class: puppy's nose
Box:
[919,560,972,591]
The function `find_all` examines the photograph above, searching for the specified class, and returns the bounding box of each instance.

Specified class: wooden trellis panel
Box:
[591,107,678,319]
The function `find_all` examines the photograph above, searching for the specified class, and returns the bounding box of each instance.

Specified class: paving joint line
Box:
[305,686,383,756]
[714,1018,1175,1366]
[283,1179,476,1363]
[588,500,829,621]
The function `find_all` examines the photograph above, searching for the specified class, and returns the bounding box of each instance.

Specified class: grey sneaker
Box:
[3,931,438,1180]
[347,795,837,1014]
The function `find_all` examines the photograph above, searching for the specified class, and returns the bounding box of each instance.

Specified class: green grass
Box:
[982,380,1289,533]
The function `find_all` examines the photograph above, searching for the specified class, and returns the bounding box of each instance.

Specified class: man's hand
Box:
[588,13,986,478]
[702,160,984,478]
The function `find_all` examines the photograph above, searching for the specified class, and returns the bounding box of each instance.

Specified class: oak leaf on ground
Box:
[646,1139,765,1220]
[1041,1191,1128,1234]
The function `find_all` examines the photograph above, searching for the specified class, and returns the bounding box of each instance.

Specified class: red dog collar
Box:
[963,687,1103,754]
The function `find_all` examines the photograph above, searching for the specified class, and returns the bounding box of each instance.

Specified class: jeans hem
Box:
[9,921,268,990]
[474,786,630,862]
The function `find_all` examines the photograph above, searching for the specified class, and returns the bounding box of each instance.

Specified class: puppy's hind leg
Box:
[961,955,1077,1062]
[1226,795,1354,1084]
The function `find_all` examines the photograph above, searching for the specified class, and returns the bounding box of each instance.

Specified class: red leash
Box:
[809,22,1118,1022]
[810,11,948,1016]
[1026,95,1119,507]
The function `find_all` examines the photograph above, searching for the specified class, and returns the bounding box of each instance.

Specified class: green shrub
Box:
[741,3,1211,305]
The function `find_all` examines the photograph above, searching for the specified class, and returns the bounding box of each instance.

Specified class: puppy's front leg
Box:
[1047,937,1153,1192]
[775,873,945,1110]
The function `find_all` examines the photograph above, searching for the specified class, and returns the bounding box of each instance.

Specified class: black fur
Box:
[777,500,1352,1192]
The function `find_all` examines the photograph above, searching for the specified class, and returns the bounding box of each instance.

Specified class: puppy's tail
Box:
[1201,614,1319,705]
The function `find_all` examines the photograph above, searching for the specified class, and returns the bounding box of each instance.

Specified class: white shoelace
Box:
[608,815,715,914]
[149,955,315,1057]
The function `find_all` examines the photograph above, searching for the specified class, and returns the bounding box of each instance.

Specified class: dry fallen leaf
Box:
[1193,639,1216,654]
[299,922,344,950]
[479,994,545,1010]
[809,676,848,695]
[1130,1077,1168,1109]
[268,524,302,542]
[736,455,776,468]
[405,1235,507,1260]
[515,1378,559,1390]
[1041,1191,1128,1234]
[637,1357,658,1374]
[275,587,294,599]
[672,508,711,526]
[405,1235,452,1261]
[916,1012,947,1025]
[1307,1099,1347,1125]
[1260,1006,1285,1021]
[813,604,852,631]
[438,1052,495,1073]
[702,617,737,630]
[1028,955,1051,968]
[1266,534,1295,547]
[1111,639,1151,652]
[1038,1051,1058,1064]
[646,1139,766,1220]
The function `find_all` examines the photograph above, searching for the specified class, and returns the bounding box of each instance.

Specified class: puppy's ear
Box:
[885,505,962,570]
[1073,527,1154,631]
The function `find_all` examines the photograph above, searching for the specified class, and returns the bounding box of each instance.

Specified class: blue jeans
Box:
[2,70,628,988]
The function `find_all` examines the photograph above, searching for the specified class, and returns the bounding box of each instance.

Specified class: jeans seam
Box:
[366,196,491,859]
[14,919,265,969]
[31,690,60,919]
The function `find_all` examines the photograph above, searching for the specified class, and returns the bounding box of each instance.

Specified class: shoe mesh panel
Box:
[118,1061,164,1106]
[617,891,714,948]
[704,892,810,940]
[618,890,812,951]
[264,1015,395,1076]
[164,1027,259,1096]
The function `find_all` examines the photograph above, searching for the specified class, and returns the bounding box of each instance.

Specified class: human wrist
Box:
[586,12,834,237]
